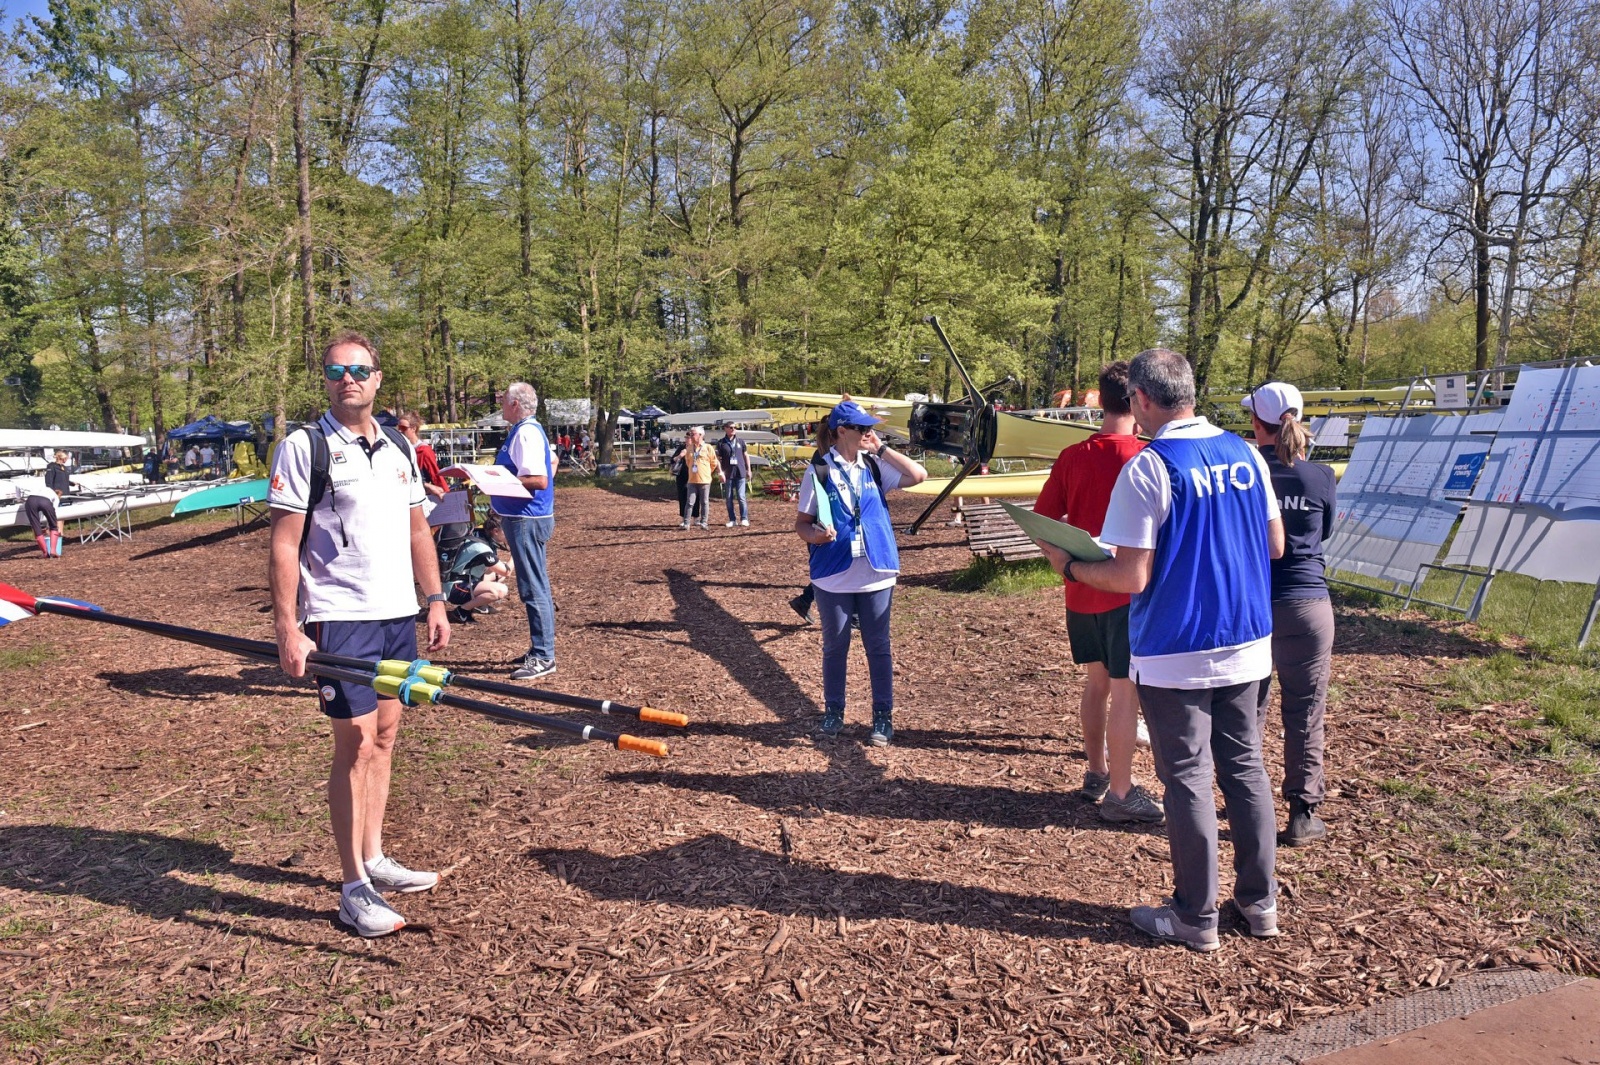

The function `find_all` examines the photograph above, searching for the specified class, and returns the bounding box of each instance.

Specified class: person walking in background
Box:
[1032,362,1163,825]
[494,382,559,681]
[680,426,719,530]
[795,400,927,746]
[716,422,752,527]
[396,412,449,499]
[1066,348,1285,951]
[1244,383,1338,847]
[268,330,451,938]
[669,436,697,525]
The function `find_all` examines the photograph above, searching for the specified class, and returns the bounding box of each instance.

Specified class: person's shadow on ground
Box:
[528,833,1140,945]
[0,824,391,955]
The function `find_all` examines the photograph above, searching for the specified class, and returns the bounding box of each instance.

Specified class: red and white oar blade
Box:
[0,582,101,627]
[0,582,39,626]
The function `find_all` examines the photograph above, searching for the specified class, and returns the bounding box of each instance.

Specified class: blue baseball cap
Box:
[827,400,882,430]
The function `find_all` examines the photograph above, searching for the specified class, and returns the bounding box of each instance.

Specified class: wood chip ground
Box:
[0,485,1589,1062]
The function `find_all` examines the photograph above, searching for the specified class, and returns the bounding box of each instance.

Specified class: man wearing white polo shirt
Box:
[1064,348,1285,951]
[269,331,451,938]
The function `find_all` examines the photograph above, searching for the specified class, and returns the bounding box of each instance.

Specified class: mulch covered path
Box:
[0,484,1583,1062]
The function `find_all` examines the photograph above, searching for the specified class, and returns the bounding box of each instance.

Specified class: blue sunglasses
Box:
[323,363,375,382]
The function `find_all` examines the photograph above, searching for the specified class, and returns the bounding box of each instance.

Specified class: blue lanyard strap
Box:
[825,453,865,520]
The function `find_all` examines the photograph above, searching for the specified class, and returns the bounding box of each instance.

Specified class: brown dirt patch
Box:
[0,485,1584,1062]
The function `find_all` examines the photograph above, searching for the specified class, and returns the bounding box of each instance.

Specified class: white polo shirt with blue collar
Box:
[269,412,424,623]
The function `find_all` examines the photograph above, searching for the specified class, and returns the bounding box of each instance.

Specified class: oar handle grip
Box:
[371,674,443,706]
[638,707,690,728]
[373,659,451,685]
[617,735,669,758]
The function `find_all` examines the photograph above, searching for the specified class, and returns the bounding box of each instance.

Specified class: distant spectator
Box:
[184,445,200,470]
[395,412,448,498]
[670,437,701,525]
[199,443,215,471]
[716,423,751,528]
[679,427,719,531]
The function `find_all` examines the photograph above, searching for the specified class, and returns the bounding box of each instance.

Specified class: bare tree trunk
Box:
[290,0,317,373]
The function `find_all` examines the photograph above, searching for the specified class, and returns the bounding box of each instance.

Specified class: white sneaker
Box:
[726,521,736,527]
[1136,718,1151,747]
[338,883,405,937]
[366,855,439,894]
[739,519,749,526]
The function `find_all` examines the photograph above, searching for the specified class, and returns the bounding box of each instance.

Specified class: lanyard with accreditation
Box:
[818,453,870,558]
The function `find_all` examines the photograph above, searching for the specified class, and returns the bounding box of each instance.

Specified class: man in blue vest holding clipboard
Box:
[1063,349,1286,951]
[494,382,559,681]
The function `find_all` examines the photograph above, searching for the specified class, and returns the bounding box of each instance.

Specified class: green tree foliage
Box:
[2,0,1599,449]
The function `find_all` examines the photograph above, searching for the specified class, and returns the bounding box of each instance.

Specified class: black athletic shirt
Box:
[1259,445,1337,600]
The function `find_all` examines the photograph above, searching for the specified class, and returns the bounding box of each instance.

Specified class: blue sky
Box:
[5,0,54,27]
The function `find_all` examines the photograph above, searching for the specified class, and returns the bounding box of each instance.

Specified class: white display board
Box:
[1327,413,1500,583]
[1446,365,1600,579]
[1309,415,1350,447]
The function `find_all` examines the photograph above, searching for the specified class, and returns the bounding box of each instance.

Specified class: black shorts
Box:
[1066,603,1132,680]
[304,617,418,719]
[447,581,474,606]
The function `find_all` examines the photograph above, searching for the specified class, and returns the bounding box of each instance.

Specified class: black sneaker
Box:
[789,594,814,625]
[817,705,844,737]
[510,656,556,681]
[448,606,474,624]
[1282,800,1327,846]
[869,707,893,747]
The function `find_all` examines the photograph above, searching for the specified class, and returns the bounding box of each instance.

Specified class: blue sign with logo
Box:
[1445,452,1487,493]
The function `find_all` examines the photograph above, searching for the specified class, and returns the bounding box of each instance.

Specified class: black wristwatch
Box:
[1062,560,1078,583]
[425,593,449,605]
[875,444,889,458]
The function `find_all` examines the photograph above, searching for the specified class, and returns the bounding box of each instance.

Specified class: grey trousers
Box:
[1256,597,1334,807]
[1138,680,1278,929]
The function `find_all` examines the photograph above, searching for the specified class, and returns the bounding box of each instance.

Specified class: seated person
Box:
[440,523,513,623]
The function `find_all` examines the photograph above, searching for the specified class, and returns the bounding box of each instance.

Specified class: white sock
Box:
[342,878,370,896]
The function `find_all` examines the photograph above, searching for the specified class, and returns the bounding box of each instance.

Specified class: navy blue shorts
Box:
[304,617,418,719]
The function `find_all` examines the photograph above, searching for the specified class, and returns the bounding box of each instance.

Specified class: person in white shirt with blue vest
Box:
[1064,349,1286,951]
[494,382,559,681]
[795,400,927,746]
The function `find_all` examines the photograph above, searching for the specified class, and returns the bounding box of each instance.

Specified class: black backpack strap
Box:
[380,424,420,481]
[865,453,884,491]
[297,423,330,560]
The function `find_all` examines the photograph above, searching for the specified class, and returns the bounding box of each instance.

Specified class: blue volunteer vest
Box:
[808,457,899,581]
[492,418,555,518]
[1130,428,1273,659]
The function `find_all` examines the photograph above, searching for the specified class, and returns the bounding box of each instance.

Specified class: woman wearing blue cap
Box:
[795,400,927,745]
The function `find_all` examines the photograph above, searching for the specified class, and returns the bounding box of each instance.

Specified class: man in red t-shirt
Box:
[396,412,449,498]
[1033,362,1164,824]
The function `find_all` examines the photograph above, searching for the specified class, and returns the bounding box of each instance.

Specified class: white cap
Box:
[1242,382,1304,423]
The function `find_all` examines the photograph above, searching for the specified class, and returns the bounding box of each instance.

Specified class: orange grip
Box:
[639,707,689,728]
[618,735,669,758]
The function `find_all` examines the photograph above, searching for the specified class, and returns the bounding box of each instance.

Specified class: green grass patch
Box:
[0,1001,75,1046]
[1441,645,1600,754]
[0,645,58,672]
[0,916,48,939]
[947,555,1060,595]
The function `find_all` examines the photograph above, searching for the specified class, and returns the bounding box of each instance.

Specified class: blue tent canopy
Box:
[638,405,669,419]
[165,415,257,446]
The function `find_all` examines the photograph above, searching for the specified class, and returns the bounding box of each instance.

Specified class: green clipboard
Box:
[1000,500,1111,561]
